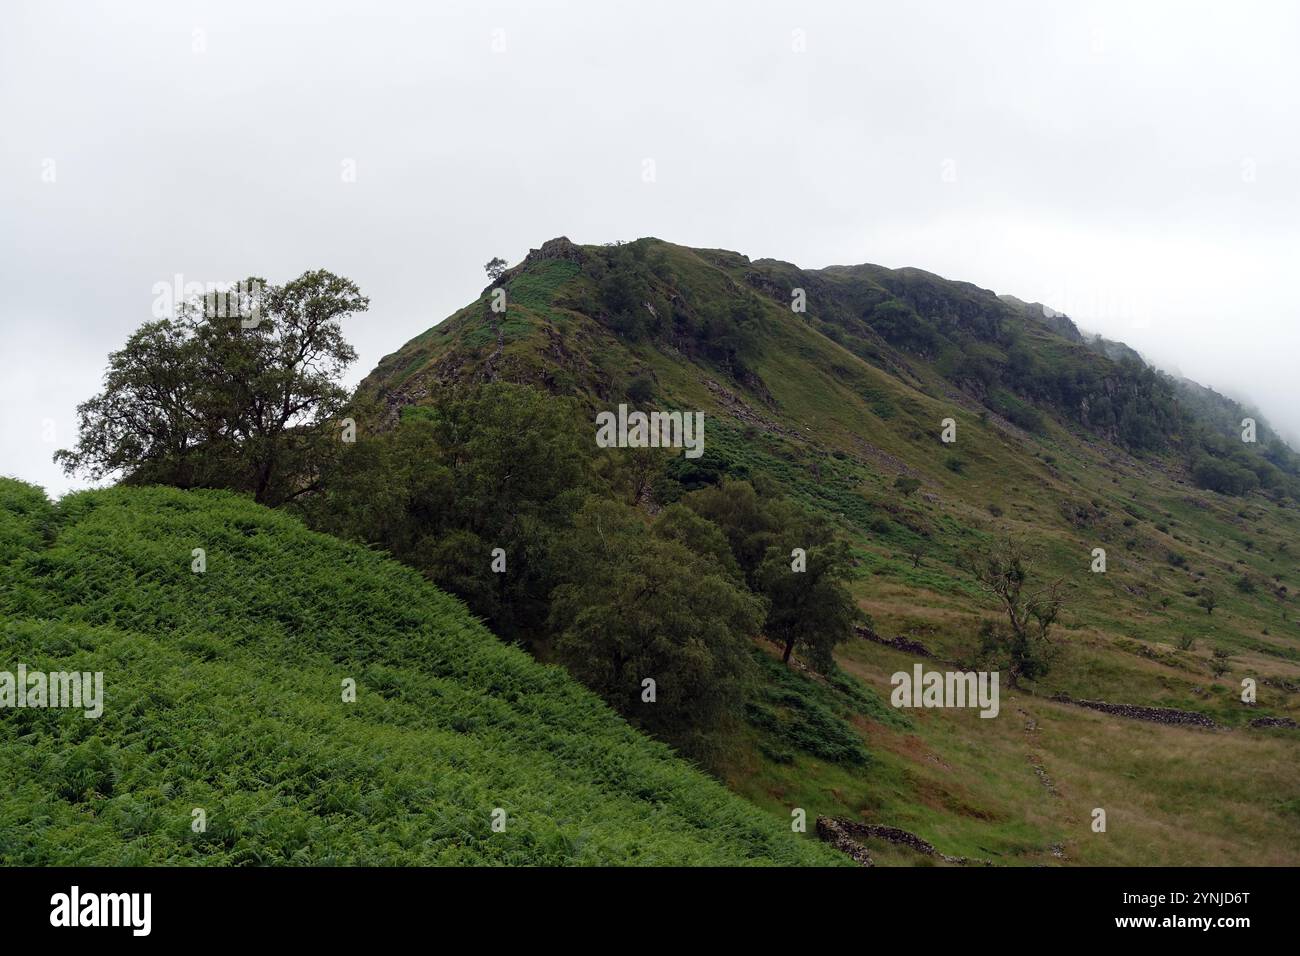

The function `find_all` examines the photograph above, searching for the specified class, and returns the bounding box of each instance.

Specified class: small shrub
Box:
[626,374,655,404]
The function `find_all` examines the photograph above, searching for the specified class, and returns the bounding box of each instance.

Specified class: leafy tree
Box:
[651,503,745,584]
[681,480,786,583]
[967,538,1064,686]
[591,242,671,341]
[599,266,649,338]
[56,270,367,505]
[1197,587,1219,615]
[484,257,508,282]
[683,480,858,671]
[548,498,762,760]
[55,318,217,489]
[756,539,860,669]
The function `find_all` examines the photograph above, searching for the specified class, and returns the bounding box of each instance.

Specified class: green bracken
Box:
[0,479,842,866]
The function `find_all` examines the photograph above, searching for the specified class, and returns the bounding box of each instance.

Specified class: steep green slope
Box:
[0,478,840,866]
[358,237,1300,865]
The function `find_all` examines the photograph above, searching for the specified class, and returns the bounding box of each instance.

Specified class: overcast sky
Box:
[3,0,1298,496]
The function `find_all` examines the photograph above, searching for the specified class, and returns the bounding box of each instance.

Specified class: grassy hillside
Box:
[0,478,840,866]
[358,237,1300,865]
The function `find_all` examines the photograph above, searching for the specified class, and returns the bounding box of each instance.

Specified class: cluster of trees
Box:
[1002,348,1180,452]
[1189,429,1299,499]
[846,284,1184,453]
[294,386,591,644]
[854,288,1297,495]
[57,283,859,764]
[298,384,861,761]
[1191,454,1262,496]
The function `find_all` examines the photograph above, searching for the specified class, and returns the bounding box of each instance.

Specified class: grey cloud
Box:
[2,0,1297,493]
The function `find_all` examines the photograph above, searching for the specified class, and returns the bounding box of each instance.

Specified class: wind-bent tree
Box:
[967,538,1065,686]
[56,270,367,505]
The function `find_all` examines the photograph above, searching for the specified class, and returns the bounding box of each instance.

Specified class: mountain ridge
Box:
[363,236,1296,484]
[353,235,1300,865]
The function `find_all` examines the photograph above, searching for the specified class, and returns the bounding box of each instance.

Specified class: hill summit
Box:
[355,237,1300,865]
